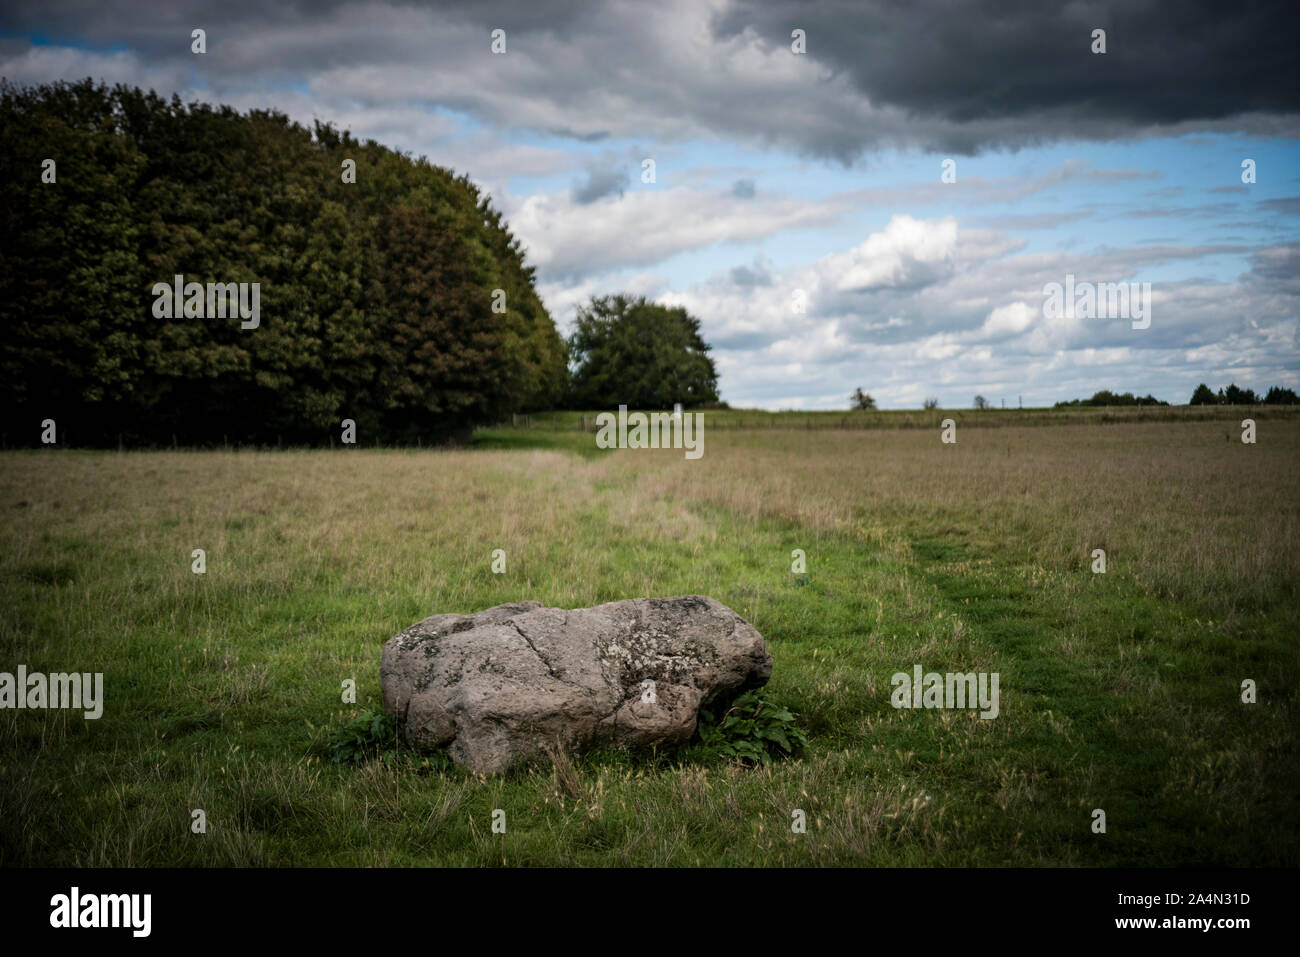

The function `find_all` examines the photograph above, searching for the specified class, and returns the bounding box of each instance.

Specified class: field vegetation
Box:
[2,410,1297,865]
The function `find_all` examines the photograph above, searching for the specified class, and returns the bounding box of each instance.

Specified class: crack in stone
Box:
[508,618,573,686]
[594,694,635,743]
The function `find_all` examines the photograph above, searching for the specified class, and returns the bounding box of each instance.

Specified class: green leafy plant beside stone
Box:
[695,690,809,765]
[328,710,399,765]
[328,710,456,771]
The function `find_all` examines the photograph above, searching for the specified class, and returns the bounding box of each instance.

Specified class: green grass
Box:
[1,415,1297,866]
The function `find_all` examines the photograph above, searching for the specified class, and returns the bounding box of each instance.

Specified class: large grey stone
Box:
[380,596,773,773]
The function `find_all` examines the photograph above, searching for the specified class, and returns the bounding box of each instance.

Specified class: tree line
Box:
[1054,391,1167,408]
[847,384,1298,411]
[1,81,722,446]
[1189,384,1297,406]
[1,79,576,446]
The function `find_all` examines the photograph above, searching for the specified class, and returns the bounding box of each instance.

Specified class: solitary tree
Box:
[566,294,719,408]
[973,395,990,410]
[850,388,876,410]
[923,397,939,410]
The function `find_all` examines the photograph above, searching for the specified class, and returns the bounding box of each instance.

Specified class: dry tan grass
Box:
[8,420,1291,609]
[626,420,1300,607]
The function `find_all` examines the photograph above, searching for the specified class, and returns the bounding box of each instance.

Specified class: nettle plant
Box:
[694,689,809,766]
[327,710,453,772]
[328,710,398,765]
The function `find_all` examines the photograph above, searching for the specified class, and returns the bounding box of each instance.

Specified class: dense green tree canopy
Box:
[1054,390,1168,408]
[0,79,567,445]
[566,295,719,409]
[1224,384,1258,405]
[1190,383,1295,405]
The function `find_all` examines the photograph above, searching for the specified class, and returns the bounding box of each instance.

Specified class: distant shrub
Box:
[850,388,876,410]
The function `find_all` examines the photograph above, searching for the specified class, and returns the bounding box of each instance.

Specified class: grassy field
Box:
[497,402,1299,432]
[2,411,1297,866]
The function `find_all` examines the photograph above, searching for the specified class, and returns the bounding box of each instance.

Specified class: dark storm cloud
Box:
[0,0,599,46]
[3,0,1295,162]
[711,0,1300,142]
[1243,244,1300,295]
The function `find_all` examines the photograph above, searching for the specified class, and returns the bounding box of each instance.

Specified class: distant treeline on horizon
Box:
[1054,385,1298,409]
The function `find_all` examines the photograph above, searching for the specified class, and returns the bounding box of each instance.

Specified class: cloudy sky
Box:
[3,0,1297,408]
